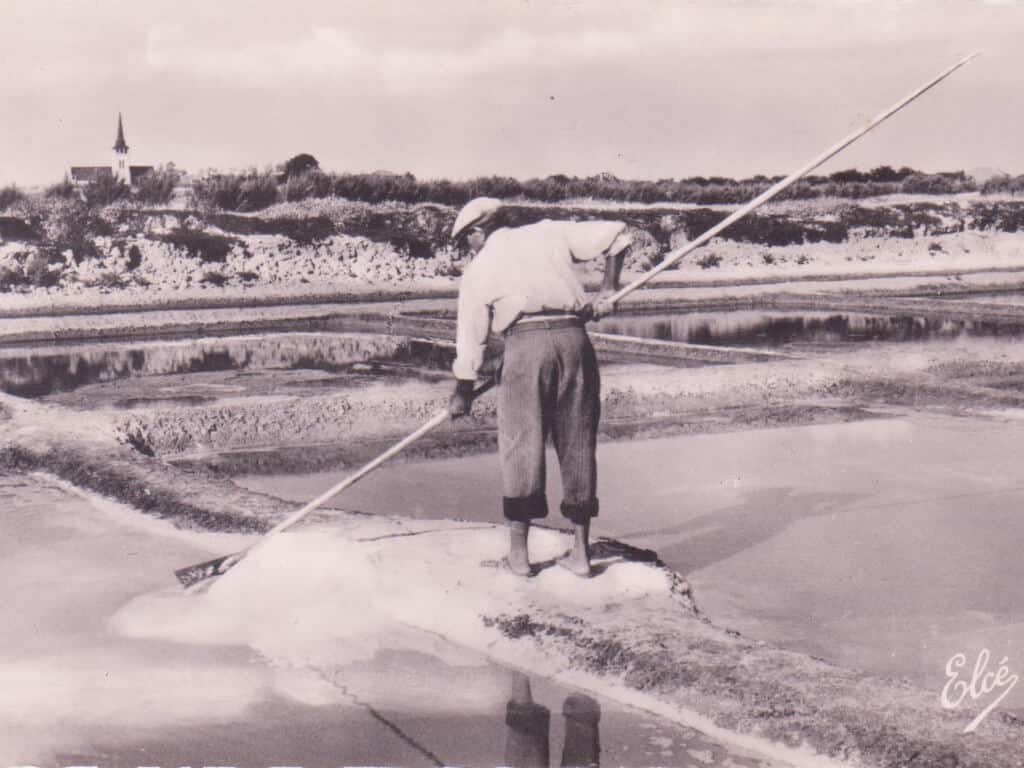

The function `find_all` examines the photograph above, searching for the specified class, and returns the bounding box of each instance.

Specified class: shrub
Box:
[282,170,332,202]
[332,172,424,204]
[40,198,108,262]
[83,174,131,207]
[135,164,182,205]
[0,185,25,211]
[902,172,973,196]
[283,153,319,179]
[193,171,279,211]
[45,177,79,200]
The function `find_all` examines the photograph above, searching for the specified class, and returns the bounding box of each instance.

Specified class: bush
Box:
[0,185,25,211]
[45,177,79,200]
[40,198,108,262]
[83,174,131,207]
[193,171,279,211]
[189,164,980,208]
[135,164,182,205]
[902,172,974,196]
[281,170,332,202]
[332,172,425,204]
[283,153,319,179]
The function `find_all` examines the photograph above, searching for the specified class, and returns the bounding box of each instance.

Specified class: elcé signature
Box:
[941,648,1020,733]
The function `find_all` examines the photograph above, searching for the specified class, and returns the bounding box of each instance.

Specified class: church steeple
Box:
[111,113,131,183]
[113,113,129,153]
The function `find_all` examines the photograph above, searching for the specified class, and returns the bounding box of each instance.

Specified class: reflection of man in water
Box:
[504,672,601,768]
[448,197,631,578]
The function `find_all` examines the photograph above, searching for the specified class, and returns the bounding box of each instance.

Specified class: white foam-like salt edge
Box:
[112,524,672,666]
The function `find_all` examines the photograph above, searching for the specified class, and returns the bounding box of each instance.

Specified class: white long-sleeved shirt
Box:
[452,219,630,380]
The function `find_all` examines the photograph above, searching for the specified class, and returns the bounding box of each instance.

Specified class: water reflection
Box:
[505,673,601,768]
[0,334,454,398]
[594,310,1024,348]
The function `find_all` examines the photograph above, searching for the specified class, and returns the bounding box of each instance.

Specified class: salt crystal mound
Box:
[112,521,671,672]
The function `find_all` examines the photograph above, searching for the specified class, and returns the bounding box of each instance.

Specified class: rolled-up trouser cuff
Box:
[560,498,599,525]
[506,700,551,729]
[503,493,549,522]
[562,693,601,723]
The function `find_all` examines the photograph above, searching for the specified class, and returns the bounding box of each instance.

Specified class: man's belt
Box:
[505,311,584,336]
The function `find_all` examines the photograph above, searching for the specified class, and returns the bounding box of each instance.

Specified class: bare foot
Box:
[557,549,592,578]
[508,521,533,577]
[557,520,593,577]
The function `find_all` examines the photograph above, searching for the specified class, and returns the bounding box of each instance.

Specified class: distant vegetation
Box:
[192,170,279,212]
[187,163,987,212]
[135,164,183,205]
[0,185,26,211]
[3,157,1010,218]
[979,174,1024,195]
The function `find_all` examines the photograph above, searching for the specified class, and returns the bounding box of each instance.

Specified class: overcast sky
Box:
[1,0,1021,187]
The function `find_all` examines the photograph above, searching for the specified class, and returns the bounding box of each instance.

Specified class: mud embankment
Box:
[93,326,1024,476]
[0,395,287,533]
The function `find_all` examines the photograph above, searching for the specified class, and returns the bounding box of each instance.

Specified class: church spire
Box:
[113,113,129,153]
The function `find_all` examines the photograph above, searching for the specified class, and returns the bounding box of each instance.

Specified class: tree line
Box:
[1,156,1019,216]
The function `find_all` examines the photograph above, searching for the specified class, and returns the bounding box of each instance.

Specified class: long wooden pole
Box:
[608,52,980,306]
[178,54,978,590]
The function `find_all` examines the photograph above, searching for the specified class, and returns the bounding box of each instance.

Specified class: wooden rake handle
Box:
[265,378,496,538]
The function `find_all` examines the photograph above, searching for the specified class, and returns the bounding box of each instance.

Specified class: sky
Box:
[1,0,1022,187]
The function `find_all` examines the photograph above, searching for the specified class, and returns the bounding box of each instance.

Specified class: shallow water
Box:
[0,332,453,398]
[6,306,1024,400]
[0,473,779,767]
[238,414,1024,713]
[593,309,1024,347]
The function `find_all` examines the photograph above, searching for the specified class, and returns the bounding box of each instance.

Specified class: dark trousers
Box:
[498,323,600,525]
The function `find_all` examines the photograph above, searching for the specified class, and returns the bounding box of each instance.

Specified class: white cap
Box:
[451,197,502,240]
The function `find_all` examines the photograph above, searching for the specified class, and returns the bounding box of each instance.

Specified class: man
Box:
[448,197,631,577]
